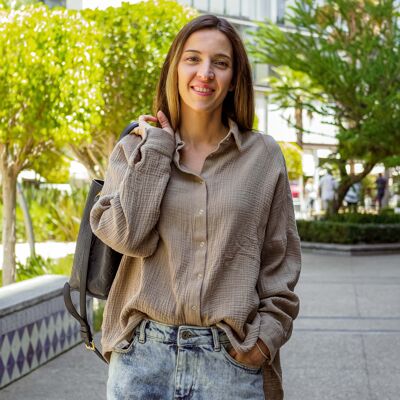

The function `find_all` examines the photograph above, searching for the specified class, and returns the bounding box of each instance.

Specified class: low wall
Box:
[301,241,400,256]
[0,275,92,389]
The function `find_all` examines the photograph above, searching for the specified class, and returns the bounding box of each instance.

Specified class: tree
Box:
[266,66,325,149]
[278,141,303,181]
[73,1,197,178]
[247,0,400,212]
[0,4,103,285]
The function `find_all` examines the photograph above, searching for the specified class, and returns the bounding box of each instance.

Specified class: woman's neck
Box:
[178,108,229,150]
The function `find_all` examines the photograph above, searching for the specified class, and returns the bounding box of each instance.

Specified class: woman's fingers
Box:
[228,348,237,359]
[132,112,174,138]
[132,115,157,137]
[138,115,157,124]
[157,110,174,137]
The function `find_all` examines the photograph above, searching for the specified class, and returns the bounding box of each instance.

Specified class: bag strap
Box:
[64,121,139,365]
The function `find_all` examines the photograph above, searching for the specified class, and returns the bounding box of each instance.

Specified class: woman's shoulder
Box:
[250,129,284,161]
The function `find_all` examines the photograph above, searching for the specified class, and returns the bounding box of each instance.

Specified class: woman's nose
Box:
[197,67,215,80]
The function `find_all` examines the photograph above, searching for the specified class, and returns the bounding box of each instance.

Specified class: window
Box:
[210,0,224,14]
[193,0,208,11]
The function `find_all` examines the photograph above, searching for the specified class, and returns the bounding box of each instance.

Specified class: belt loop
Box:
[211,327,220,352]
[138,319,149,344]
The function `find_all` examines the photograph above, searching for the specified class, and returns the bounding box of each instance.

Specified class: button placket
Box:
[187,177,207,325]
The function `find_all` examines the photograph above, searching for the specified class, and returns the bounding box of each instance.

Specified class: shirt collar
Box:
[174,117,244,153]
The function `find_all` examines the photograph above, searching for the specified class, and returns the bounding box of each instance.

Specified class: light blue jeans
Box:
[107,318,264,399]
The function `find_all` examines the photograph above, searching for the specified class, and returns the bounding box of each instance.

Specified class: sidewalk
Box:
[2,252,399,400]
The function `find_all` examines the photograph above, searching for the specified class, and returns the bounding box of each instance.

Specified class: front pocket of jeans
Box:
[220,342,261,374]
[112,333,138,354]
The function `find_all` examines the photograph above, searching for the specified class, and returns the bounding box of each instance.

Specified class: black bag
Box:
[63,121,139,364]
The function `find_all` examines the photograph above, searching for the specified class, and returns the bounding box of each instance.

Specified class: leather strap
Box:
[63,121,139,365]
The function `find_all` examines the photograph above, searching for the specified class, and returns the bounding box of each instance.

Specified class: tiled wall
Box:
[0,280,93,389]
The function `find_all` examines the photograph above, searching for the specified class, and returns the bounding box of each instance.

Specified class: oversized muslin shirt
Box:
[89,118,301,400]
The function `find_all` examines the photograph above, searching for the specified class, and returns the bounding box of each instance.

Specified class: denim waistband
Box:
[133,318,230,352]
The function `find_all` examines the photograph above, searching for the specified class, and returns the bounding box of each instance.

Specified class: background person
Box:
[375,173,387,211]
[344,181,361,213]
[304,177,317,218]
[318,169,338,215]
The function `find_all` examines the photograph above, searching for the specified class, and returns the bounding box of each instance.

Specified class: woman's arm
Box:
[89,125,175,257]
[256,140,302,366]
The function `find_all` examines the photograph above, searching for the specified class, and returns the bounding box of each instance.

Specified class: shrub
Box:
[0,183,88,242]
[296,219,400,244]
[13,254,73,282]
[325,211,400,224]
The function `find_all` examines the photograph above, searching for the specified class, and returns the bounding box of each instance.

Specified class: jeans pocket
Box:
[220,342,261,374]
[112,333,138,355]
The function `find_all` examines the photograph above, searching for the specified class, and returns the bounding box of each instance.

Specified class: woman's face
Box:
[177,29,234,115]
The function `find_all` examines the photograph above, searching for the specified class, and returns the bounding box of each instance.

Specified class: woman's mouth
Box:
[191,86,215,96]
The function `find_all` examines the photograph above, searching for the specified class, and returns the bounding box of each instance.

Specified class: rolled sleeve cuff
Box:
[258,316,285,366]
[143,126,176,157]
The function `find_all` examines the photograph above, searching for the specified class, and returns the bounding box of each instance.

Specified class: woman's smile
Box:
[191,85,215,96]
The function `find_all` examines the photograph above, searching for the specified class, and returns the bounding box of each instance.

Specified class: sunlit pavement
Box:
[283,252,400,400]
[1,252,399,400]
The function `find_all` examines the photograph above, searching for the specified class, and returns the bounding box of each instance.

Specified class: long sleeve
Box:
[256,146,302,366]
[89,126,175,257]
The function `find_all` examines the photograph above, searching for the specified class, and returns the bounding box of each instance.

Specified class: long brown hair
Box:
[153,14,254,133]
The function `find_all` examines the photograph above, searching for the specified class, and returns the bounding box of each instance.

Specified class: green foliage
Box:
[15,255,56,281]
[297,219,400,244]
[0,184,87,242]
[278,141,303,180]
[0,253,72,285]
[93,299,106,333]
[253,113,259,130]
[247,0,400,163]
[15,253,73,281]
[24,184,87,242]
[0,4,104,170]
[247,0,400,210]
[29,151,71,183]
[325,212,400,224]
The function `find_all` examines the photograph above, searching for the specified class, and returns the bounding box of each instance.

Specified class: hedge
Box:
[296,220,400,244]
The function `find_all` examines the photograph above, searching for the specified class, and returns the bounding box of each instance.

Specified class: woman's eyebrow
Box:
[183,49,231,60]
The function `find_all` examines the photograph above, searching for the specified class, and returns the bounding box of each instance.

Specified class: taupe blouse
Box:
[89,118,301,400]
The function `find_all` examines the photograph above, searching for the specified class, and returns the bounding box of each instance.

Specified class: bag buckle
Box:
[85,340,96,351]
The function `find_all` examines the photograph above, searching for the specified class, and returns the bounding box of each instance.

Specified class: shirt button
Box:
[199,209,204,215]
[191,305,197,311]
[197,273,203,279]
[198,179,204,184]
[200,241,205,247]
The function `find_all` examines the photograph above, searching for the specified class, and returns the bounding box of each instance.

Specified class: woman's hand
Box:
[133,110,174,138]
[228,339,270,368]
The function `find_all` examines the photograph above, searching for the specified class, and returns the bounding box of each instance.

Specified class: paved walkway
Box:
[2,252,399,400]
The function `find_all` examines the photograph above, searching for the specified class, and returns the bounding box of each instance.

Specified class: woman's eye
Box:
[215,61,228,67]
[186,57,198,62]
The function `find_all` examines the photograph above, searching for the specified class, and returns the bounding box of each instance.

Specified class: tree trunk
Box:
[295,101,303,149]
[333,163,375,213]
[17,181,36,258]
[2,167,18,286]
[382,168,390,208]
[295,101,304,216]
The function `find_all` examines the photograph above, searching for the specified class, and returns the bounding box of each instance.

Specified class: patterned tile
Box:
[0,296,93,389]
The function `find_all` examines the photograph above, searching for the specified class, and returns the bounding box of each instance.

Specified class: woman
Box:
[90,14,301,400]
